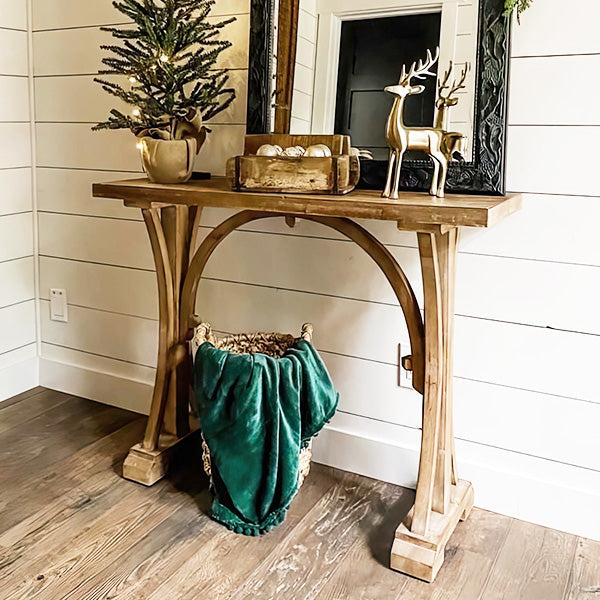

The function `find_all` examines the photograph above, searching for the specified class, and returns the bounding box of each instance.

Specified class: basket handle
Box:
[194,322,215,345]
[301,323,313,343]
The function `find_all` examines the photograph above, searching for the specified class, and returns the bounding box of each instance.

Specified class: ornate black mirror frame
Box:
[246,0,511,196]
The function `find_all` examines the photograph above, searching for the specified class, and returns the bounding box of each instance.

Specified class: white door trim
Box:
[311,0,460,135]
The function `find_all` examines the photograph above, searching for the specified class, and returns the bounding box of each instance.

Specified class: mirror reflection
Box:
[272,0,479,162]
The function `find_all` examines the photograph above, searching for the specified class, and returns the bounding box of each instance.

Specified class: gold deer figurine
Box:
[382,50,469,199]
[435,61,470,129]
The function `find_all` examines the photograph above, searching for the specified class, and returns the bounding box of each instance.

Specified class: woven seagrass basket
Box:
[192,322,315,486]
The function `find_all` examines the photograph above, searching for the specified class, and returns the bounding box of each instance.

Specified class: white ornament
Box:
[282,145,306,157]
[256,144,280,156]
[305,144,331,157]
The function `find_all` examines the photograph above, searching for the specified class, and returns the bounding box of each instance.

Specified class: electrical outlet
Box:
[50,289,68,322]
[398,343,413,389]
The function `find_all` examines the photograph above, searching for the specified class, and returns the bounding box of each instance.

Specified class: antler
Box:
[399,47,440,85]
[437,61,454,103]
[437,62,470,104]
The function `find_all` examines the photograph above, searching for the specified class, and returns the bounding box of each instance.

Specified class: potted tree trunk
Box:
[93,0,236,184]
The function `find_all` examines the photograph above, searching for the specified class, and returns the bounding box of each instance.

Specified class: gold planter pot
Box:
[138,137,199,184]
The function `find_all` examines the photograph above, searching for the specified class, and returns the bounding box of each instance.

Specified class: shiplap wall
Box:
[0,0,38,401]
[31,0,600,540]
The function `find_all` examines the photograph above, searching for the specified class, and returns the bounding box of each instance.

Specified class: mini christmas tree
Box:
[93,0,236,143]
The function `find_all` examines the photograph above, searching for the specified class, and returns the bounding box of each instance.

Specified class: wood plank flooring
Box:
[0,389,598,599]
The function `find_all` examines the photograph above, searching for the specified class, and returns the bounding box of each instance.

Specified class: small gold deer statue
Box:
[382,50,469,199]
[435,61,470,130]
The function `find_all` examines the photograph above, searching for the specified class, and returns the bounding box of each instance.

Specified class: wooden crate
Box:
[226,134,360,195]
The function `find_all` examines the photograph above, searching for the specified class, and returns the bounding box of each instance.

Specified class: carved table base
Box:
[123,211,469,583]
[123,429,199,486]
[125,210,469,582]
[93,178,520,583]
[392,480,474,582]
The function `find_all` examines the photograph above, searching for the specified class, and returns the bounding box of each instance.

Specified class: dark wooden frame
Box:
[273,0,300,133]
[246,0,512,196]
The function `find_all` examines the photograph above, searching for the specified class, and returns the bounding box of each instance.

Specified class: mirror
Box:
[247,0,511,195]
[290,1,478,162]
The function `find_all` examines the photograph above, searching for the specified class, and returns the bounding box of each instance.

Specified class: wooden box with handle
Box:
[226,134,360,195]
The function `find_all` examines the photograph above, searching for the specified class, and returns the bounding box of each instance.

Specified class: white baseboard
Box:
[0,345,39,403]
[36,350,600,542]
[313,416,600,542]
[39,344,153,415]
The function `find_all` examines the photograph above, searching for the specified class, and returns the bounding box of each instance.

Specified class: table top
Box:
[93,177,522,228]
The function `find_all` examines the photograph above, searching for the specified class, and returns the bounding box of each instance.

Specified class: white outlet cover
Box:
[50,288,68,322]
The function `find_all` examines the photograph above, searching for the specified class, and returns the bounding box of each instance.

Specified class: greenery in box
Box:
[93,0,236,141]
[504,0,533,22]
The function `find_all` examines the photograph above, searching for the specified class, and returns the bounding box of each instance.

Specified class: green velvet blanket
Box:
[192,339,338,536]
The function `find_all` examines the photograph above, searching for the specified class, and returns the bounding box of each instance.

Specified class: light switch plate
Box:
[50,288,68,322]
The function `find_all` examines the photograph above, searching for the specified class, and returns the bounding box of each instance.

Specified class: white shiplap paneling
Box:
[0,123,32,168]
[39,256,158,320]
[0,76,30,122]
[460,193,600,266]
[37,168,142,220]
[509,55,600,126]
[38,212,152,270]
[40,300,158,367]
[0,0,28,31]
[0,212,34,262]
[32,0,249,31]
[0,301,37,355]
[0,257,35,309]
[506,125,600,197]
[34,70,248,125]
[33,17,249,76]
[0,3,37,400]
[510,0,600,57]
[0,29,28,76]
[0,168,32,216]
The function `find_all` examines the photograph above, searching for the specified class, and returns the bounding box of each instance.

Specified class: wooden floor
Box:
[0,388,598,600]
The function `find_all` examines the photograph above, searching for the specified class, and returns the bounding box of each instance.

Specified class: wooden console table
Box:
[93,177,521,582]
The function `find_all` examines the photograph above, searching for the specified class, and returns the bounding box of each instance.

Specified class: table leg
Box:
[390,227,473,582]
[122,205,202,486]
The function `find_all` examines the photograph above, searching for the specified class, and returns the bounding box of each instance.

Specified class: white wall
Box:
[28,0,600,541]
[290,0,318,133]
[0,0,38,400]
[32,0,249,412]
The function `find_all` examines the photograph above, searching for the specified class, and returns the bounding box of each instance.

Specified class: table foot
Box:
[123,430,198,486]
[460,491,474,521]
[390,480,474,582]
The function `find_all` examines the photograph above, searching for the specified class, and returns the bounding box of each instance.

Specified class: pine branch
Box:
[503,0,533,23]
[95,0,236,135]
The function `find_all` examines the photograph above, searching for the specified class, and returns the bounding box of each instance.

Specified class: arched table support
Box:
[180,210,426,394]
